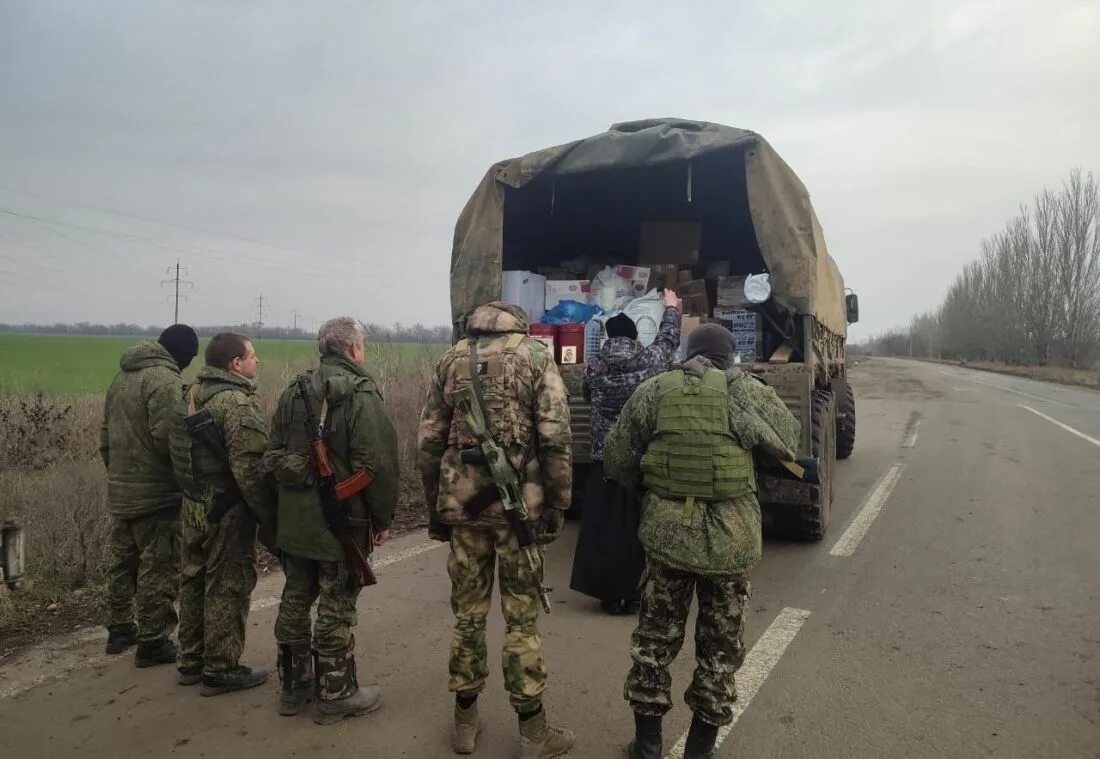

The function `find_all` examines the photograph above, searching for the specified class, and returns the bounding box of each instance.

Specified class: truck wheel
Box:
[771,389,835,541]
[836,381,856,460]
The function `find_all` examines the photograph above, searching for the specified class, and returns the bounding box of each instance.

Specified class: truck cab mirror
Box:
[846,293,860,324]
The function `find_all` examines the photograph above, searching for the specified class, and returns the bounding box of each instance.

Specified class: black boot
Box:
[200,665,270,697]
[684,714,720,759]
[105,624,138,655]
[135,638,178,668]
[627,712,662,759]
[277,641,314,716]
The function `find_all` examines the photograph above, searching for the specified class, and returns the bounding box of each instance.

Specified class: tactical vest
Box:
[451,333,527,451]
[280,370,355,475]
[640,368,756,501]
[183,383,234,492]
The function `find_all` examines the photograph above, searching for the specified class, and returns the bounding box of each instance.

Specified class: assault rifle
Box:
[458,340,552,614]
[183,408,245,524]
[295,376,377,589]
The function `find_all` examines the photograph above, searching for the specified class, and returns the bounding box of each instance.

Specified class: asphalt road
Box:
[1,358,1098,758]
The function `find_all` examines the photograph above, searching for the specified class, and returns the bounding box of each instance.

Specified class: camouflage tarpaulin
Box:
[451,119,847,337]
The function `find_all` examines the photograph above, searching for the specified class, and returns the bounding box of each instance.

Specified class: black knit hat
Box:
[605,313,638,341]
[685,323,735,369]
[158,324,199,369]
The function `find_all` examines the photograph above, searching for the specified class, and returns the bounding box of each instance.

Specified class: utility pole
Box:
[254,294,267,339]
[292,309,301,333]
[160,259,192,323]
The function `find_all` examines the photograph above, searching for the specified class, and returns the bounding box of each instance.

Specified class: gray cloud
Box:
[1,0,1097,337]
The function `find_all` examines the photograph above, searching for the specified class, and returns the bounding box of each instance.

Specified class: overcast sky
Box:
[1,0,1097,339]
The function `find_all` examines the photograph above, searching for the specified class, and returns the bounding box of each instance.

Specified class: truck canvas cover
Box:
[451,118,847,337]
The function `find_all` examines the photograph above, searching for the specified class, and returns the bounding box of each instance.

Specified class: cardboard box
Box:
[639,221,701,265]
[545,280,591,309]
[647,264,681,291]
[502,270,547,324]
[679,279,712,316]
[538,267,572,281]
[714,308,762,362]
[717,275,751,309]
[611,265,652,297]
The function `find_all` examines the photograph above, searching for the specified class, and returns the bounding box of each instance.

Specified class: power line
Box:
[0,206,415,284]
[160,258,193,324]
[0,186,413,277]
[254,294,267,339]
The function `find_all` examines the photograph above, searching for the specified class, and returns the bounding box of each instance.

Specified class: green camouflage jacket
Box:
[417,302,572,527]
[172,366,277,531]
[264,355,399,561]
[99,341,185,519]
[604,356,800,575]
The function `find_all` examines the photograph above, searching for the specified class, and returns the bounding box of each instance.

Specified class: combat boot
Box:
[135,637,178,668]
[277,641,314,716]
[683,714,719,759]
[312,644,382,726]
[199,665,270,697]
[627,712,662,759]
[105,624,138,655]
[518,708,575,759]
[453,700,481,754]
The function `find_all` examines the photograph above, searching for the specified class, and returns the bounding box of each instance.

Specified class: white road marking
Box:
[902,420,921,448]
[1019,405,1100,449]
[829,464,906,557]
[0,540,445,700]
[664,608,812,759]
[948,372,1072,408]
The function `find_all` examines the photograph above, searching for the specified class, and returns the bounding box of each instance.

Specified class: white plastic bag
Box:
[592,266,634,311]
[623,289,666,346]
[744,273,771,304]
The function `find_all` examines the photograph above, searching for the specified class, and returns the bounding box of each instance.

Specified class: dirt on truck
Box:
[449,118,860,540]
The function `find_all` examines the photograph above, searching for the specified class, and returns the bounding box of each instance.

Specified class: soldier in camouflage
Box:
[418,301,575,758]
[604,324,801,759]
[264,317,399,725]
[171,333,277,696]
[99,325,197,666]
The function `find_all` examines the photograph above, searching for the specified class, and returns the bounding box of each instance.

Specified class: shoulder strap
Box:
[467,338,493,434]
[187,383,200,415]
[504,333,524,352]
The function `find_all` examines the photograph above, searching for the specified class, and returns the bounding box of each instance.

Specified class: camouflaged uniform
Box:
[172,366,276,678]
[99,341,186,643]
[417,302,572,714]
[604,356,799,727]
[264,353,399,716]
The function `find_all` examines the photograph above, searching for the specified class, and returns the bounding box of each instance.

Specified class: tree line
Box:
[864,169,1100,369]
[0,321,452,344]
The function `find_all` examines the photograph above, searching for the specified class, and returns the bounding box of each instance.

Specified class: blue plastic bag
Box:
[541,299,603,324]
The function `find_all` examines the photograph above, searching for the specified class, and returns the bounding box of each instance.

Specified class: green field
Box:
[0,333,441,396]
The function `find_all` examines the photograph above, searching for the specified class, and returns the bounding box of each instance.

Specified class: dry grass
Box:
[954,360,1100,390]
[0,348,438,632]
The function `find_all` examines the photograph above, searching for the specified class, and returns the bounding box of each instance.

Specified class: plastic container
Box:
[529,324,558,356]
[584,317,608,364]
[557,323,585,365]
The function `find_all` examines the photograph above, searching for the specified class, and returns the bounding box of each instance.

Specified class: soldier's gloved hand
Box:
[537,507,566,545]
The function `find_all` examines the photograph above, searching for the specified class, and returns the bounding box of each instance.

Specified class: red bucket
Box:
[557,323,585,365]
[529,324,558,357]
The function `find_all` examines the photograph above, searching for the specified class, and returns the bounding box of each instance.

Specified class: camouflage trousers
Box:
[103,510,181,643]
[274,554,361,656]
[178,502,258,674]
[624,560,750,726]
[448,524,546,713]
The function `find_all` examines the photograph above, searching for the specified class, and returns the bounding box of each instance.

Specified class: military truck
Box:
[449,119,858,540]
